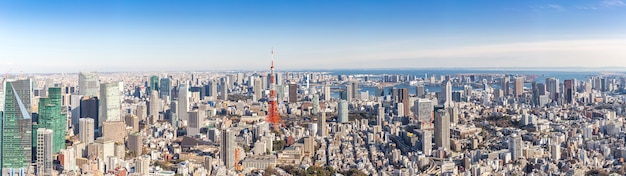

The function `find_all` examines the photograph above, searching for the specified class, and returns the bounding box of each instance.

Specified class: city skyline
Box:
[1,0,626,73]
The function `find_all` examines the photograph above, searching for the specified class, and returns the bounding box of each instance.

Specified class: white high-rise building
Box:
[135,155,151,175]
[509,134,523,161]
[99,83,121,122]
[178,82,189,121]
[442,80,453,108]
[79,118,95,144]
[79,72,99,97]
[36,128,54,176]
[149,90,160,124]
[221,129,236,169]
[187,110,203,136]
[323,84,331,101]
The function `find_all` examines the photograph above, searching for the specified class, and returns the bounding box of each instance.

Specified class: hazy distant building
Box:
[312,94,320,115]
[149,75,159,92]
[99,83,121,122]
[441,81,453,108]
[434,109,450,150]
[338,100,349,123]
[514,76,524,97]
[79,72,99,97]
[318,112,327,137]
[148,90,160,124]
[187,110,203,136]
[501,76,510,96]
[323,84,331,101]
[564,79,575,104]
[416,84,425,98]
[415,99,433,128]
[124,114,139,133]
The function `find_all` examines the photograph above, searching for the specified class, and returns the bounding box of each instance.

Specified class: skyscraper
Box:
[2,79,33,170]
[187,110,203,136]
[159,77,172,99]
[78,72,99,97]
[318,112,327,137]
[178,82,189,121]
[148,90,160,124]
[338,100,349,123]
[434,109,450,150]
[221,129,235,169]
[127,132,142,157]
[509,133,523,161]
[36,128,53,176]
[149,75,159,92]
[220,80,228,101]
[312,94,320,115]
[395,88,410,117]
[350,81,359,100]
[253,78,262,101]
[79,118,95,144]
[33,87,66,153]
[345,83,352,102]
[288,83,297,103]
[545,78,560,101]
[80,96,99,132]
[441,80,453,108]
[564,79,575,104]
[416,84,425,98]
[99,83,121,122]
[513,76,524,97]
[323,83,331,101]
[415,99,433,128]
[501,76,510,96]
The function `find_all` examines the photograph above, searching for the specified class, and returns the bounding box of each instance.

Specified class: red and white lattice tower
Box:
[266,48,282,130]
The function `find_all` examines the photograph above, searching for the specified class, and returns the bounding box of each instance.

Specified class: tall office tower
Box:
[149,76,159,92]
[148,90,160,123]
[345,83,353,102]
[102,121,127,144]
[187,110,203,136]
[564,79,575,104]
[509,133,523,161]
[80,96,99,131]
[34,87,66,153]
[220,80,228,101]
[420,130,432,155]
[338,100,349,123]
[178,82,189,121]
[159,77,172,99]
[350,81,359,100]
[237,73,244,85]
[377,106,384,126]
[221,129,236,169]
[2,79,33,170]
[208,80,218,100]
[414,99,434,128]
[69,94,83,135]
[531,81,539,107]
[397,103,405,117]
[441,80,453,108]
[253,78,262,101]
[124,114,139,133]
[288,83,297,103]
[318,112,327,137]
[513,76,524,97]
[78,72,99,97]
[99,83,121,122]
[136,103,147,121]
[127,132,142,156]
[545,78,560,101]
[36,128,53,176]
[312,94,320,115]
[170,101,179,128]
[79,118,95,144]
[501,76,510,96]
[395,88,410,117]
[416,84,425,98]
[434,109,450,150]
[323,83,331,101]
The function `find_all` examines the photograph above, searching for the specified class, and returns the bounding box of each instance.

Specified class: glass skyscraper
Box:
[1,79,33,170]
[33,87,66,153]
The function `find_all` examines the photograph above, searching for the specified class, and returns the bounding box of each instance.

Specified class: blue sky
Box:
[1,0,626,73]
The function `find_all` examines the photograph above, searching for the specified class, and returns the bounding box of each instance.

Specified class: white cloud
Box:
[601,0,626,7]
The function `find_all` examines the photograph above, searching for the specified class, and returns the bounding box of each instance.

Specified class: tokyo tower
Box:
[266,48,282,130]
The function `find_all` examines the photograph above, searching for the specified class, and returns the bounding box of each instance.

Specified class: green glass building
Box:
[33,87,66,154]
[1,79,33,170]
[150,76,159,92]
